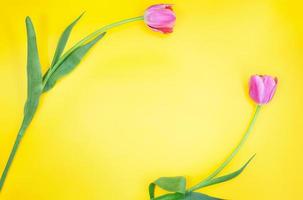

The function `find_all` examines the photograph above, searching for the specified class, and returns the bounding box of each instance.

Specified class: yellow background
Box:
[0,0,302,199]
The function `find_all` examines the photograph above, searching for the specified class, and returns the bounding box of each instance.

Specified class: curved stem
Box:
[189,105,262,192]
[42,16,144,89]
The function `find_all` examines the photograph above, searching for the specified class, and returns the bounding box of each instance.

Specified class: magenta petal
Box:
[262,76,278,103]
[146,4,173,11]
[249,75,265,104]
[149,26,173,34]
[145,10,176,27]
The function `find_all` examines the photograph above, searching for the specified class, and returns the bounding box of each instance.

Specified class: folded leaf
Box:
[192,154,255,190]
[149,176,186,199]
[43,32,106,92]
[50,13,84,67]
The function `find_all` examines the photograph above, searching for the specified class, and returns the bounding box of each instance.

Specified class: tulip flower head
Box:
[144,4,176,34]
[249,75,278,105]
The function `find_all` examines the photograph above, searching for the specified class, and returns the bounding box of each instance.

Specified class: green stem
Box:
[42,15,144,89]
[0,126,26,191]
[189,105,262,192]
[0,16,144,192]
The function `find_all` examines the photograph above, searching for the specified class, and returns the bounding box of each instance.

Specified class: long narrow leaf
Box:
[192,154,256,191]
[43,32,106,92]
[0,17,43,191]
[50,13,84,67]
[23,17,43,127]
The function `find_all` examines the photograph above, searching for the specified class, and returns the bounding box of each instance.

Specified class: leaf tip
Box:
[75,12,86,22]
[99,32,107,38]
[250,153,257,161]
[80,11,86,17]
[25,16,32,24]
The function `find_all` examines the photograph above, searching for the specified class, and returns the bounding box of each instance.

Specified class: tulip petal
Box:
[262,76,278,103]
[249,75,265,104]
[145,10,176,27]
[146,4,173,11]
[149,26,173,34]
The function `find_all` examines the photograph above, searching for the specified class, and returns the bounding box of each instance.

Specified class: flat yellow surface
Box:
[0,0,302,199]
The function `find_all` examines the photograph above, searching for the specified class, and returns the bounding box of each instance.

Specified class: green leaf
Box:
[193,154,255,190]
[22,17,43,129]
[155,177,187,194]
[0,16,43,192]
[153,192,222,200]
[43,32,106,92]
[185,192,222,200]
[154,193,185,200]
[149,177,186,199]
[50,13,84,67]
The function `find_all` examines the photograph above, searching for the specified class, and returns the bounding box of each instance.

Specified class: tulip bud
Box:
[144,4,176,34]
[249,75,278,105]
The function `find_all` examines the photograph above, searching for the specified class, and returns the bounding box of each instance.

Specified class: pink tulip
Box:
[144,4,176,34]
[249,75,278,105]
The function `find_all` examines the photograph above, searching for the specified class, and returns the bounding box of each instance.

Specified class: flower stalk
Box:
[42,16,144,89]
[0,134,23,190]
[189,105,261,192]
